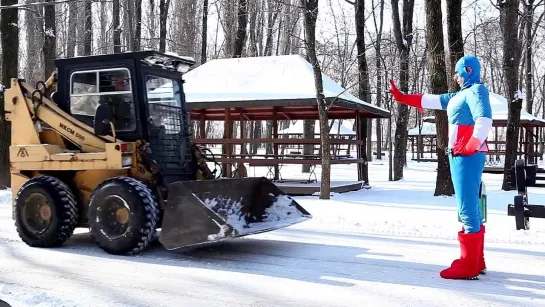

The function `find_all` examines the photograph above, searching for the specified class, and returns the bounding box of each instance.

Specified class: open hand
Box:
[388,79,425,115]
[389,80,404,101]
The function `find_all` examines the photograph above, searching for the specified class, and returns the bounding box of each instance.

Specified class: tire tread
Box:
[14,175,79,247]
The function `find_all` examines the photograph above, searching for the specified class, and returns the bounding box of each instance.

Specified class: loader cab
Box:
[54,51,197,183]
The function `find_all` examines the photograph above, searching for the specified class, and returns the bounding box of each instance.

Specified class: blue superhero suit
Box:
[424,56,492,234]
[389,55,493,280]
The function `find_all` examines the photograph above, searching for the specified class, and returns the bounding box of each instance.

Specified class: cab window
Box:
[70,68,136,131]
[146,75,183,135]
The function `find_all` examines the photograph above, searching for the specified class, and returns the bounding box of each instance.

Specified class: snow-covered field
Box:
[1,159,545,307]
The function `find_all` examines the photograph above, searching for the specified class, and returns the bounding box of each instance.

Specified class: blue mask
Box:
[454,56,481,89]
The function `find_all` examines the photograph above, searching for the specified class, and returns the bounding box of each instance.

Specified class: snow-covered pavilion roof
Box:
[181,54,390,119]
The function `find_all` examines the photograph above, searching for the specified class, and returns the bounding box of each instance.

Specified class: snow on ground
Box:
[1,159,545,307]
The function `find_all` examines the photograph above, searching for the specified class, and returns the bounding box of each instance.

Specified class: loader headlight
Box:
[122,156,133,167]
[177,63,191,73]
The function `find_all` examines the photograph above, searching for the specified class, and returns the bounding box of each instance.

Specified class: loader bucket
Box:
[158,177,312,250]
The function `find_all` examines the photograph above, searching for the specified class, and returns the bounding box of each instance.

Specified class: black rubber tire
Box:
[14,176,79,248]
[88,177,159,255]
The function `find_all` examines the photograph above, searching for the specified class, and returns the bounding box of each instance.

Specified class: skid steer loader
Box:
[2,51,311,255]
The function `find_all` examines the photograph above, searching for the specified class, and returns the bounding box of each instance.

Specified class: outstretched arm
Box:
[422,92,456,110]
[389,80,454,113]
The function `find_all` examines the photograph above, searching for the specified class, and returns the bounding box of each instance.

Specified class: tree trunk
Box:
[232,0,248,154]
[159,0,171,52]
[263,0,279,155]
[84,0,93,55]
[233,0,248,57]
[67,0,78,58]
[135,0,142,51]
[149,0,156,49]
[525,1,534,162]
[43,0,57,79]
[25,0,41,82]
[100,0,108,53]
[355,0,371,184]
[425,0,454,196]
[127,0,135,51]
[201,0,209,64]
[446,0,463,92]
[391,0,415,180]
[501,0,523,190]
[0,0,19,188]
[113,0,122,53]
[372,0,385,160]
[301,0,331,199]
[302,120,315,172]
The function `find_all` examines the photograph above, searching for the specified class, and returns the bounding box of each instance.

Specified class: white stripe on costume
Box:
[448,124,458,148]
[421,94,442,109]
[473,117,492,143]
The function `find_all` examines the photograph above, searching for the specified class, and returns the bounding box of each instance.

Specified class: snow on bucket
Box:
[159,177,312,250]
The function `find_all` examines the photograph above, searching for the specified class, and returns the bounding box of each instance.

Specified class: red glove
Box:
[452,136,481,156]
[389,80,425,115]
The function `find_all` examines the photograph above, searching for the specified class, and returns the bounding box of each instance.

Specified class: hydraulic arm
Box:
[4,74,116,153]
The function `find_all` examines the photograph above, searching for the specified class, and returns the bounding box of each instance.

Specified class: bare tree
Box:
[446,0,463,91]
[112,0,122,52]
[233,0,249,154]
[425,0,454,196]
[43,0,56,77]
[67,0,78,58]
[0,0,19,188]
[221,0,238,56]
[84,0,93,55]
[159,0,171,52]
[301,0,332,199]
[25,0,42,82]
[372,0,385,160]
[391,0,416,180]
[201,0,209,64]
[500,0,523,190]
[351,0,372,184]
[233,0,248,57]
[134,0,142,51]
[523,0,536,160]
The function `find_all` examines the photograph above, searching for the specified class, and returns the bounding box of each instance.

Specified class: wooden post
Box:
[240,111,244,157]
[524,127,529,164]
[272,108,279,180]
[199,111,206,139]
[224,108,232,178]
[519,126,523,160]
[356,112,363,181]
[495,126,499,162]
[410,136,414,161]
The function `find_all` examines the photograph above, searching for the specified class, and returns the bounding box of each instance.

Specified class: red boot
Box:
[451,225,486,274]
[479,225,487,274]
[440,231,482,280]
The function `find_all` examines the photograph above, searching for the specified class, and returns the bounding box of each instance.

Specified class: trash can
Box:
[458,181,487,224]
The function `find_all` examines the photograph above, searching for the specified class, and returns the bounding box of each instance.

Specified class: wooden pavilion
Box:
[181,54,390,194]
[277,119,357,157]
[407,122,437,162]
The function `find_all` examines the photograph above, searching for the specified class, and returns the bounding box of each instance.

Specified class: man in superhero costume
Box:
[389,55,493,280]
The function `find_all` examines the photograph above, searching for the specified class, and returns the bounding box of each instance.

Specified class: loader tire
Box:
[88,177,158,255]
[14,176,79,248]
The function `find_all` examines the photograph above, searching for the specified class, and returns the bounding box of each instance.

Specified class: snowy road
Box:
[1,225,545,307]
[2,162,545,307]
